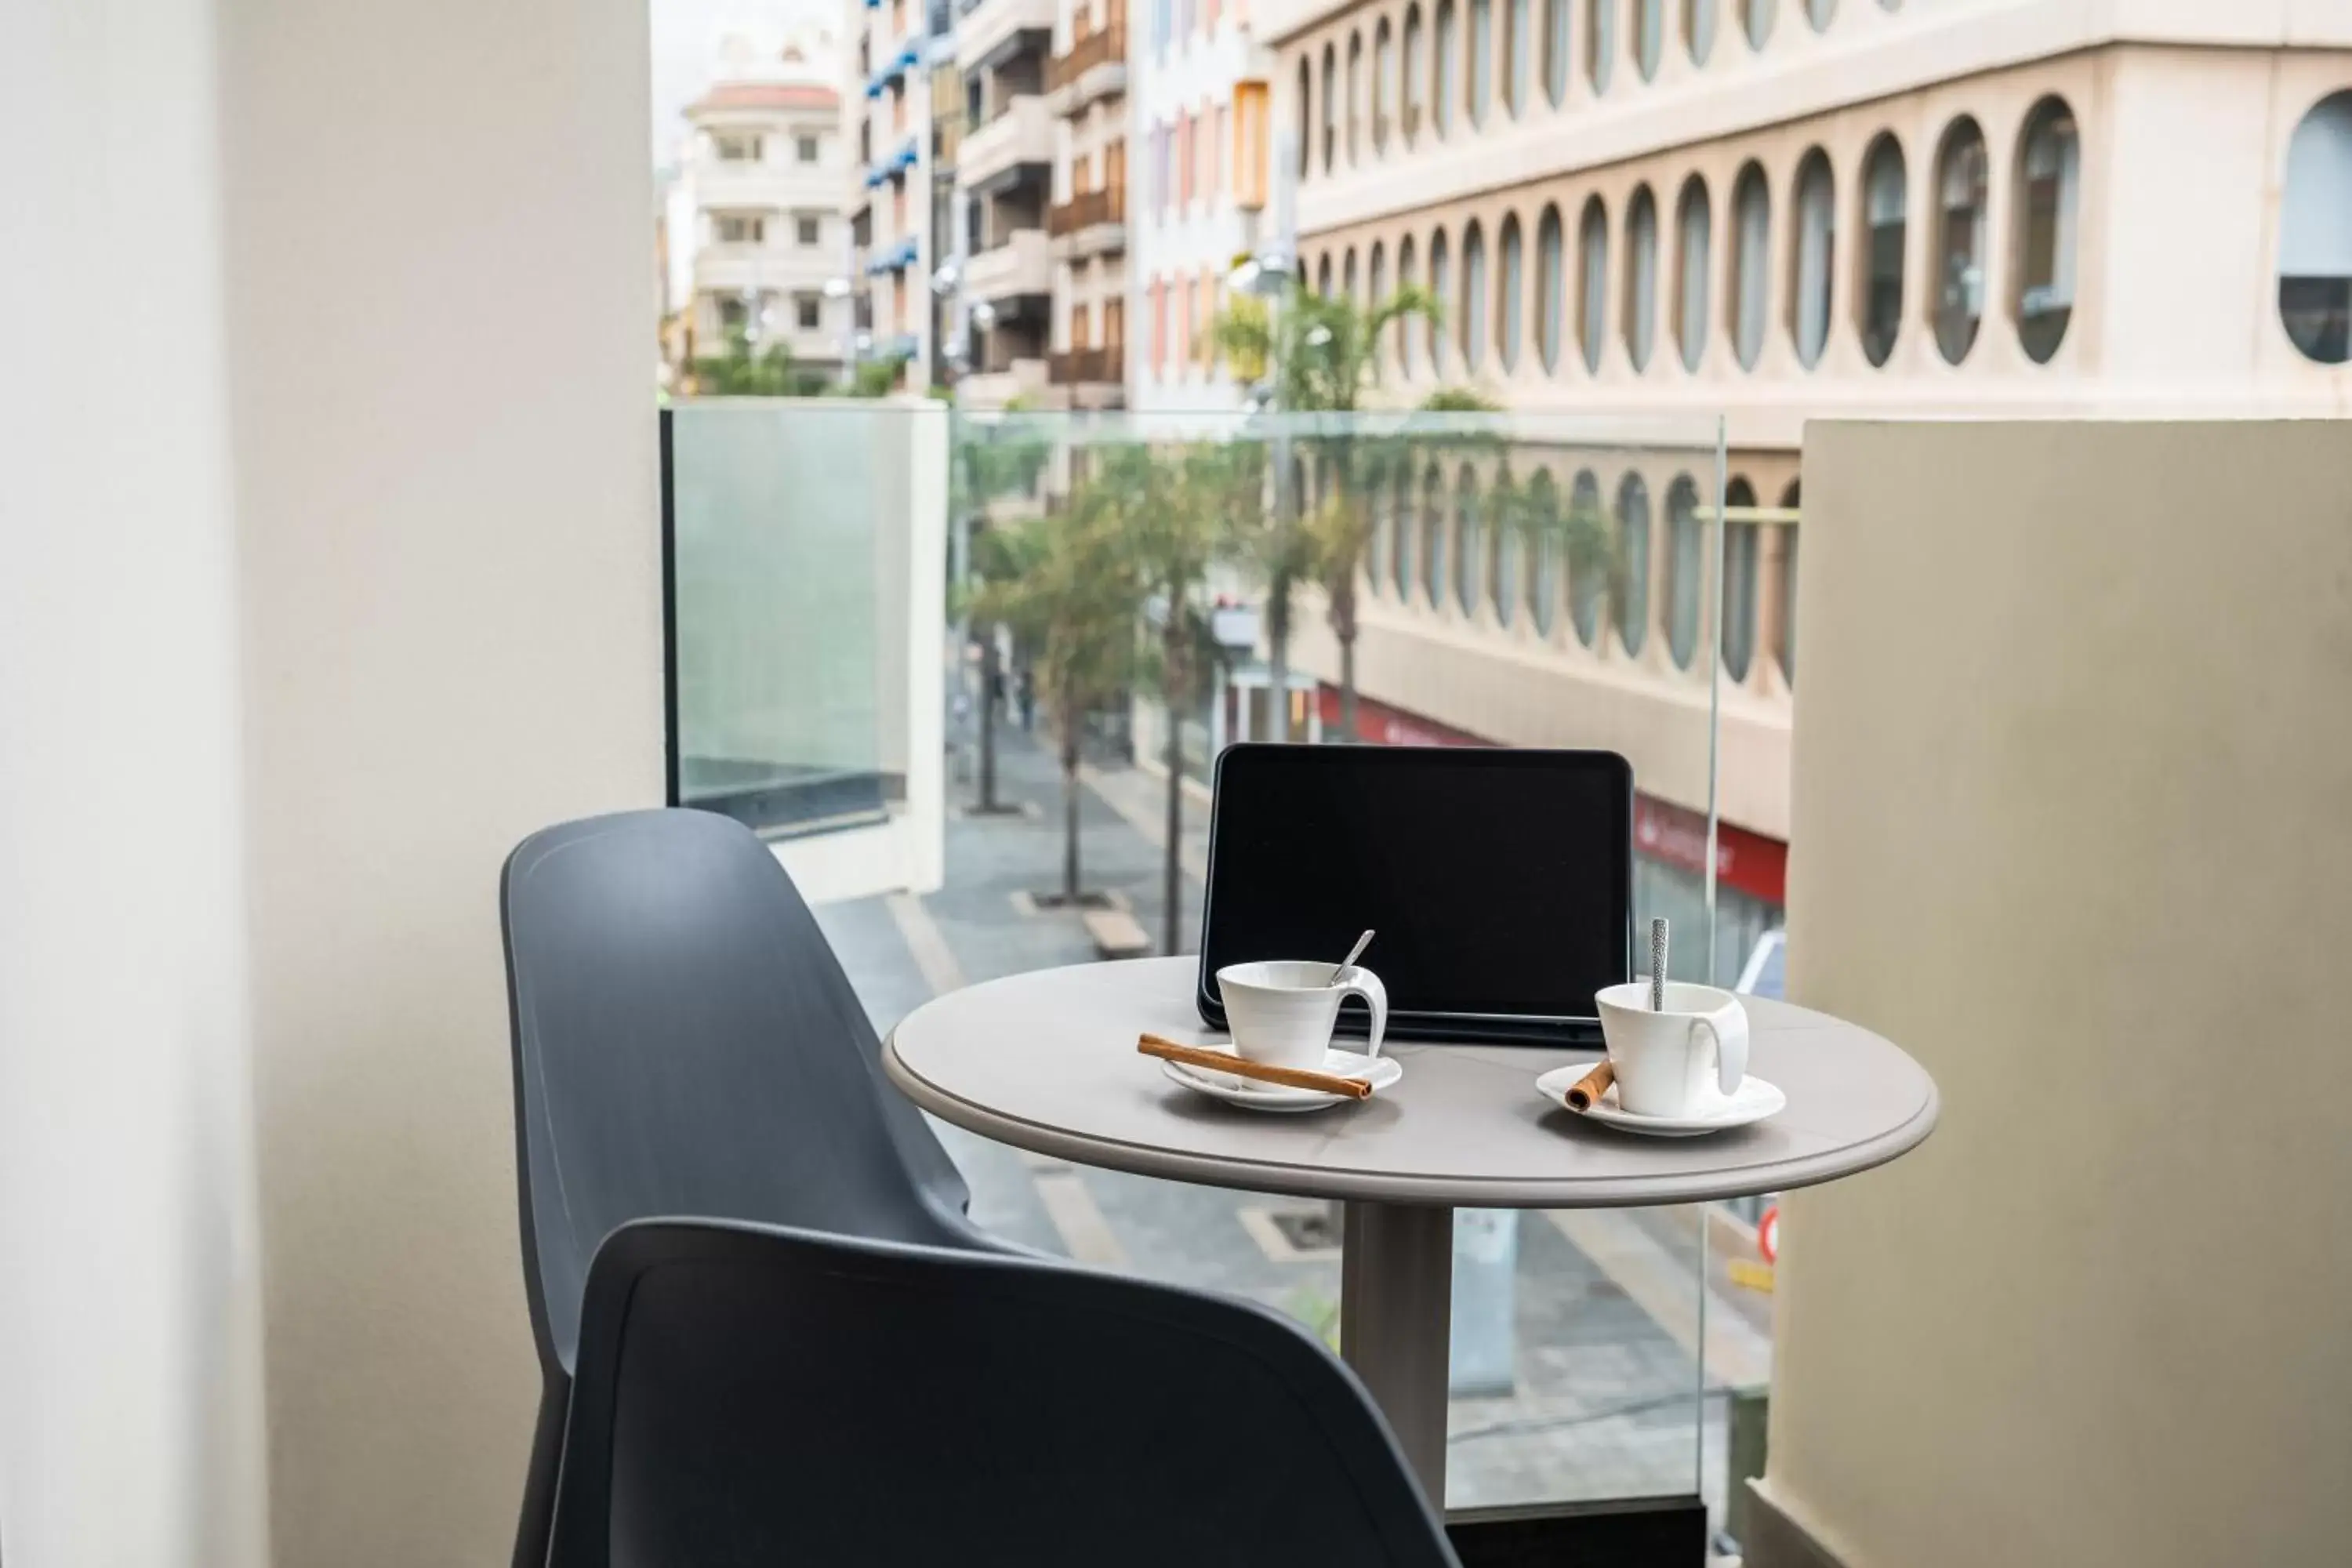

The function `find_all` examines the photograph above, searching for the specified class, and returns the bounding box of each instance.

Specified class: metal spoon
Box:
[1650,918,1668,1011]
[1331,929,1375,983]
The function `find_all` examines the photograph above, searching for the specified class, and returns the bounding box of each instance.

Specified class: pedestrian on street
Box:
[1017,668,1036,731]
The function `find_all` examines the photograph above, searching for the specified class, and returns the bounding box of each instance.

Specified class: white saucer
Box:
[1534,1063,1786,1137]
[1163,1048,1402,1112]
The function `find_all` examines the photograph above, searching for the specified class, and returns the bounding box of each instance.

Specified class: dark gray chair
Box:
[500,809,1008,1568]
[547,1219,1462,1568]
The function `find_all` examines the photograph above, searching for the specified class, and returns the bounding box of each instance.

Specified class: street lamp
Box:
[824,275,855,384]
[1228,248,1293,298]
[739,282,769,353]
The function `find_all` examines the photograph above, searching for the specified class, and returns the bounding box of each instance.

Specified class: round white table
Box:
[884,956,1937,1499]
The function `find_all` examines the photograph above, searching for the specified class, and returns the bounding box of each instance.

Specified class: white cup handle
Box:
[1694,1007,1748,1097]
[1334,967,1388,1058]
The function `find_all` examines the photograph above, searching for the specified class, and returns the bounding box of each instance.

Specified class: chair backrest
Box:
[499,808,973,1374]
[548,1220,1464,1568]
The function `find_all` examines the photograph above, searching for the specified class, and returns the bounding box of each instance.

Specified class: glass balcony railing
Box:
[665,402,932,844]
[664,391,1787,1546]
[930,406,1759,1525]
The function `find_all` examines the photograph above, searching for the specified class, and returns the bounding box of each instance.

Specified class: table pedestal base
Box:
[1340,1200,1454,1502]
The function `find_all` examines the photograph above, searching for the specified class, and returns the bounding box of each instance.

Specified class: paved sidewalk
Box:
[817,720,1760,1522]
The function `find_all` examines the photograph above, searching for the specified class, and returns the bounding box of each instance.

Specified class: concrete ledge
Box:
[1741,1477,1853,1568]
[770,811,941,904]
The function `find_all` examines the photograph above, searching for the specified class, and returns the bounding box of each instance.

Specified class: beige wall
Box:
[220,1,665,1564]
[1762,421,2352,1567]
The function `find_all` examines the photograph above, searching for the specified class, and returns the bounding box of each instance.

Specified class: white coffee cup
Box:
[1595,981,1749,1118]
[1216,960,1388,1072]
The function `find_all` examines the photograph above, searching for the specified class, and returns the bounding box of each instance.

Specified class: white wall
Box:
[1760,420,2352,1568]
[0,2,665,1566]
[216,0,666,1563]
[0,3,270,1563]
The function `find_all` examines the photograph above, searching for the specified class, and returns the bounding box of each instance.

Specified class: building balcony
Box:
[957,355,1050,408]
[964,228,1051,303]
[692,243,837,294]
[1048,345,1126,408]
[956,96,1051,191]
[954,0,1053,72]
[1047,184,1125,260]
[84,7,2352,1567]
[862,136,921,188]
[864,38,920,98]
[1047,344,1120,382]
[865,236,920,274]
[691,161,838,212]
[1046,25,1126,111]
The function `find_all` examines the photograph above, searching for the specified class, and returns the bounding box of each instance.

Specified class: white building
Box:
[952,0,1057,406]
[1127,0,1278,410]
[672,21,852,383]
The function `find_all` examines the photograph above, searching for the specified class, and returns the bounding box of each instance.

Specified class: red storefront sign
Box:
[1316,686,1494,749]
[1318,684,1788,907]
[1633,793,1786,906]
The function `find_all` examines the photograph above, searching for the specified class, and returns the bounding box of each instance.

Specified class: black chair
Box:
[500,809,1010,1568]
[547,1219,1463,1568]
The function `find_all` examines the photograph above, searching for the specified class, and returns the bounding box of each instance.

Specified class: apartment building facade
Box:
[1250,0,2352,975]
[1131,0,1280,409]
[1047,0,1133,408]
[950,0,1057,405]
[670,25,852,383]
[851,0,957,387]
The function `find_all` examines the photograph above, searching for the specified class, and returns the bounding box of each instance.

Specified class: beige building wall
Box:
[1262,0,2352,869]
[1274,19,2352,426]
[1288,434,1794,834]
[1759,420,2352,1568]
[220,0,666,1563]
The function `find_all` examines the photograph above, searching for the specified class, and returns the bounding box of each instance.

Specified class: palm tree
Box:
[1112,441,1261,953]
[1206,281,1443,739]
[969,499,1143,906]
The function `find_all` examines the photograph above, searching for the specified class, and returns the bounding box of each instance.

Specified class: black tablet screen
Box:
[1200,746,1632,1024]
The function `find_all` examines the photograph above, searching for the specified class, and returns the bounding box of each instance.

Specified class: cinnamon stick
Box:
[1565,1058,1615,1112]
[1138,1033,1376,1100]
